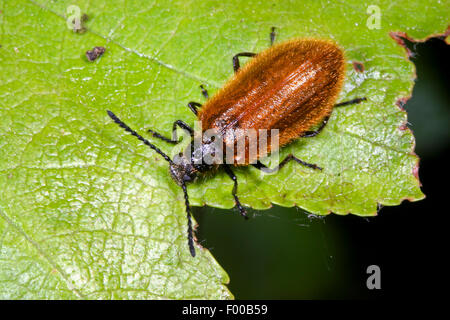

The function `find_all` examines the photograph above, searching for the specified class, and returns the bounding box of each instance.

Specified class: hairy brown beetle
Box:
[107,28,366,257]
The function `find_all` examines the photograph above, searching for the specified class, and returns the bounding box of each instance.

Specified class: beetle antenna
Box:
[107,110,173,164]
[108,110,196,257]
[181,181,196,257]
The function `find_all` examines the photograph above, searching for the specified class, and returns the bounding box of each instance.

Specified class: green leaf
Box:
[0,0,446,299]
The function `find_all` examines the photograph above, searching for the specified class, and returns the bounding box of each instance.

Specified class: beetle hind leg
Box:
[302,116,330,138]
[253,154,322,173]
[335,97,367,107]
[302,97,367,138]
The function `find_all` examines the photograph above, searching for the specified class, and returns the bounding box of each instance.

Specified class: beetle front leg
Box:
[187,102,202,116]
[187,85,209,116]
[200,84,209,99]
[224,164,248,219]
[232,28,276,72]
[270,27,276,46]
[232,52,257,73]
[181,182,196,257]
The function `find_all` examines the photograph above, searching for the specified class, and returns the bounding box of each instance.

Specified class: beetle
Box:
[107,28,366,257]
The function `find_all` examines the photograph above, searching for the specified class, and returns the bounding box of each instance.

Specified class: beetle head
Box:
[169,152,198,186]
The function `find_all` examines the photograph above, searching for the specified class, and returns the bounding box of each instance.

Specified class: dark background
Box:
[193,37,449,299]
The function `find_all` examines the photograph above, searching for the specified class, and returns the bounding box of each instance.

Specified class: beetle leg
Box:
[232,52,257,73]
[302,97,367,138]
[231,27,275,72]
[200,84,209,99]
[181,181,196,257]
[302,116,330,138]
[187,85,209,116]
[253,154,322,173]
[270,27,276,46]
[148,120,194,144]
[224,164,248,219]
[187,102,202,116]
[335,97,367,107]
